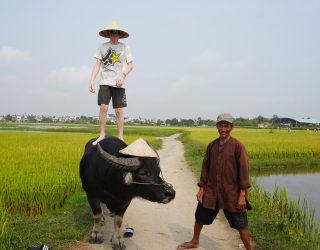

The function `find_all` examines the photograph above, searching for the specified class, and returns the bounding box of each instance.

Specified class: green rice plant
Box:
[0,132,161,216]
[0,203,12,250]
[181,127,320,169]
[249,181,320,249]
[0,122,183,137]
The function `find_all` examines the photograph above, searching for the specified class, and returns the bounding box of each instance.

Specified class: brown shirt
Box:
[198,136,250,212]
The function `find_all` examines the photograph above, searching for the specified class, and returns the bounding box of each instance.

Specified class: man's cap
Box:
[216,113,234,124]
[99,21,129,39]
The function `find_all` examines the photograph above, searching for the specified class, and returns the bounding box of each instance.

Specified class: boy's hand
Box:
[116,74,125,87]
[89,81,95,93]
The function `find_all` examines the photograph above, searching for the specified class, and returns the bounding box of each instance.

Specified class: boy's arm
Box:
[116,61,134,87]
[89,59,101,93]
[123,61,133,77]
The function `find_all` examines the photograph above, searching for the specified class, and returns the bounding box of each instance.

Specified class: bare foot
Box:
[176,241,198,249]
[92,135,106,145]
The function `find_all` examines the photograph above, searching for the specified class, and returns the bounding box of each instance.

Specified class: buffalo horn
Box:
[97,143,141,171]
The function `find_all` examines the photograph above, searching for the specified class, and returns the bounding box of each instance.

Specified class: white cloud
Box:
[193,48,214,66]
[48,66,91,86]
[171,75,209,91]
[0,46,32,63]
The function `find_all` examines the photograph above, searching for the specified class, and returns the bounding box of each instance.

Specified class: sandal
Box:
[27,245,51,250]
[123,227,134,238]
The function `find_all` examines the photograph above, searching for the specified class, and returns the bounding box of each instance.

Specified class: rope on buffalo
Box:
[130,169,173,190]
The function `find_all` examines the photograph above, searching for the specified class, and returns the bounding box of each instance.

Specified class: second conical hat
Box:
[119,138,159,158]
[99,21,129,39]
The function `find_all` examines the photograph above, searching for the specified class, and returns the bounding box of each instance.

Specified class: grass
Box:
[249,182,320,249]
[8,192,92,250]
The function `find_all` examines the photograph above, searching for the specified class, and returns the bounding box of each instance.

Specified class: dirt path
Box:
[79,134,244,250]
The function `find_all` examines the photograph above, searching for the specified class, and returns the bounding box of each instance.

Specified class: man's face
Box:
[216,121,233,139]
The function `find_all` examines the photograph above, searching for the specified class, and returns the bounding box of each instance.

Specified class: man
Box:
[177,113,252,250]
[89,21,133,145]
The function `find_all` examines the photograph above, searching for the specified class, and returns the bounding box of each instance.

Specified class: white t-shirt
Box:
[94,42,133,88]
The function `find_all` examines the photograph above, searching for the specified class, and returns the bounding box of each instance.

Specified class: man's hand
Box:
[89,81,95,93]
[116,74,125,88]
[236,190,246,211]
[197,187,204,203]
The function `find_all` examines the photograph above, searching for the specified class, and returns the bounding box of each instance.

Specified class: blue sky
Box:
[0,0,319,120]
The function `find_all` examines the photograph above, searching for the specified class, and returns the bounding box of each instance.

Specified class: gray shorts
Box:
[98,85,127,108]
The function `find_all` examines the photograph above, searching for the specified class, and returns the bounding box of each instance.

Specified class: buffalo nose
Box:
[165,188,176,198]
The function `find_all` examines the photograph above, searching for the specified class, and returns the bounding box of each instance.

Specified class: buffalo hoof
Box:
[111,237,126,250]
[89,231,103,244]
[112,243,126,250]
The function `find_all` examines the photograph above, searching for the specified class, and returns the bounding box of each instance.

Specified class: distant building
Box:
[273,117,320,127]
[258,122,272,128]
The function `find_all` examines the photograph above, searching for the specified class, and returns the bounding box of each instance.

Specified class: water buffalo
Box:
[80,135,175,249]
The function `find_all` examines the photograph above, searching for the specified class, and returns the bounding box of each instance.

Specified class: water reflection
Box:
[252,167,320,177]
[253,171,320,226]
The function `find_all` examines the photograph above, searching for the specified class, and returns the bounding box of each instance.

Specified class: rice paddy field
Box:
[0,126,181,249]
[181,127,320,172]
[1,125,320,249]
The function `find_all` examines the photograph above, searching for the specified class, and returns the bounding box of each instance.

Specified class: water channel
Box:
[253,169,320,226]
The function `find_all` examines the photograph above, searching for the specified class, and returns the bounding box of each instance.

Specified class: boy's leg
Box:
[92,104,108,145]
[112,87,126,141]
[115,108,124,141]
[238,229,252,250]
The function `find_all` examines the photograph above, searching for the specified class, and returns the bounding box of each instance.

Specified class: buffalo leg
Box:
[111,215,125,250]
[86,195,104,244]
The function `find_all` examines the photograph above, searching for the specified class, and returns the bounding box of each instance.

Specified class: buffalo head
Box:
[96,139,175,204]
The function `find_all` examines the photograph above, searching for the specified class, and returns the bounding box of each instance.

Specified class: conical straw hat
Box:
[119,138,159,158]
[99,21,129,39]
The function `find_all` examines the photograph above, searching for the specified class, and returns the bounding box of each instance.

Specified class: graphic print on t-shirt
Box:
[102,48,120,67]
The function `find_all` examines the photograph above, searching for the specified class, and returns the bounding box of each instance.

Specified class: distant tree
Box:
[165,118,179,126]
[202,119,214,127]
[156,119,164,126]
[234,117,256,127]
[5,114,12,121]
[181,119,195,127]
[27,115,37,123]
[42,116,53,123]
[254,115,270,123]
